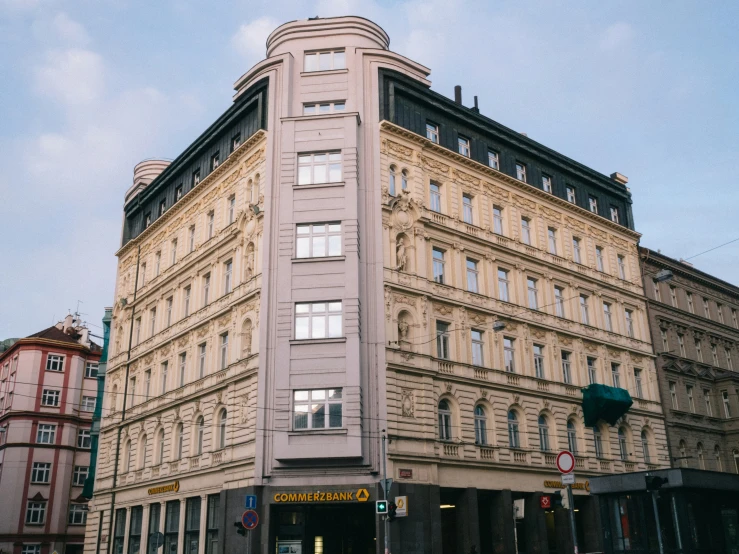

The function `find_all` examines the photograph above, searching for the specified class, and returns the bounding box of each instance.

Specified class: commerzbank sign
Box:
[273,488,371,503]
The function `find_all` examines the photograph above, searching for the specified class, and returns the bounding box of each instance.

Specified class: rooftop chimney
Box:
[472,95,479,113]
[610,172,629,185]
[62,314,74,333]
[454,85,462,105]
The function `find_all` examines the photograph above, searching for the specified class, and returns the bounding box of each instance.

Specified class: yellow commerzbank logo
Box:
[273,488,371,503]
[148,481,180,495]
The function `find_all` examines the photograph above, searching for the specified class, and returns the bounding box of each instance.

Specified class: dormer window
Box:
[231,133,242,152]
[304,50,345,72]
[159,200,166,217]
[610,206,620,223]
[175,185,183,201]
[458,136,470,157]
[211,152,220,170]
[589,196,598,213]
[566,186,576,203]
[516,162,527,183]
[426,121,439,143]
[144,213,151,228]
[193,169,201,187]
[488,150,499,170]
[542,174,553,193]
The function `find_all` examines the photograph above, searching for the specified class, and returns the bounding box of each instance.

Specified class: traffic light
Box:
[551,491,563,508]
[387,502,397,522]
[645,475,668,491]
[376,500,388,514]
[234,521,246,536]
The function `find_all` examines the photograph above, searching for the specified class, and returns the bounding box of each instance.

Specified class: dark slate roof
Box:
[26,325,102,352]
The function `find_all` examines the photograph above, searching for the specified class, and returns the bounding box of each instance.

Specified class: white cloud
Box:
[599,22,634,51]
[231,16,279,60]
[50,12,90,45]
[33,48,105,106]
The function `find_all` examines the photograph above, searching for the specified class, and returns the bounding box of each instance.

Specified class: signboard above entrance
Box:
[273,488,371,503]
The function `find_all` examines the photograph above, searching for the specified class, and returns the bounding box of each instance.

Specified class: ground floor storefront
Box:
[0,535,85,554]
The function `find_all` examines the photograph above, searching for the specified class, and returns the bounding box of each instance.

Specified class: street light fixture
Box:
[654,269,673,283]
[493,321,506,332]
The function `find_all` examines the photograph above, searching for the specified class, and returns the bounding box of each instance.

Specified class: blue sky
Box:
[1,0,738,338]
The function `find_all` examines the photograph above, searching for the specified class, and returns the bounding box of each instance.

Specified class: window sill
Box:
[294,181,345,190]
[300,68,349,77]
[288,428,347,437]
[289,337,346,345]
[292,255,346,263]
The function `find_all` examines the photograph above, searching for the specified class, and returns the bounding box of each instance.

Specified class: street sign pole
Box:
[566,483,579,554]
[382,433,390,554]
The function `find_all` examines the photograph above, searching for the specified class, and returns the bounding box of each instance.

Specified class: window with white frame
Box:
[527,277,539,310]
[634,369,644,398]
[80,396,96,412]
[298,152,342,185]
[593,426,604,458]
[611,363,621,388]
[498,269,510,302]
[166,296,173,327]
[193,169,201,186]
[733,309,738,328]
[224,260,233,294]
[589,196,598,213]
[554,286,565,318]
[430,182,442,213]
[538,416,551,451]
[474,405,487,445]
[46,355,64,372]
[293,389,343,429]
[155,251,161,276]
[303,101,346,115]
[231,133,242,152]
[488,150,499,169]
[562,351,572,384]
[228,195,235,225]
[670,286,678,307]
[696,340,703,362]
[85,362,99,378]
[31,462,51,483]
[521,217,532,245]
[462,195,473,224]
[603,302,613,332]
[542,174,553,193]
[150,307,157,337]
[438,400,452,440]
[295,302,342,340]
[515,162,527,182]
[220,333,229,369]
[669,382,678,409]
[566,186,576,203]
[73,465,89,486]
[36,424,56,444]
[471,329,484,366]
[610,206,620,223]
[704,389,713,416]
[78,429,91,449]
[144,213,151,228]
[458,136,470,157]
[198,343,207,378]
[21,546,41,554]
[580,294,590,325]
[504,337,515,373]
[184,286,191,317]
[704,298,711,319]
[436,321,450,359]
[389,165,397,196]
[567,421,578,454]
[573,238,582,264]
[207,211,214,239]
[426,122,439,143]
[617,255,626,279]
[547,228,557,255]
[678,334,686,357]
[587,357,597,384]
[492,206,504,235]
[533,344,545,379]
[179,353,186,387]
[508,411,520,448]
[432,248,446,284]
[26,501,46,524]
[69,504,87,525]
[617,428,628,460]
[188,226,195,253]
[718,304,725,324]
[712,344,719,366]
[304,50,345,71]
[723,391,731,418]
[660,329,669,352]
[296,223,342,258]
[595,246,604,272]
[160,362,168,394]
[466,258,480,293]
[175,185,183,201]
[727,348,733,370]
[41,389,60,407]
[625,309,635,338]
[203,274,211,306]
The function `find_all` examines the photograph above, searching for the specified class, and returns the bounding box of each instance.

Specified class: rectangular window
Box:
[542,174,552,193]
[77,429,91,449]
[155,251,161,276]
[504,338,515,373]
[128,377,136,408]
[695,340,703,362]
[617,255,626,279]
[36,424,56,444]
[562,351,572,384]
[712,344,719,366]
[733,309,738,328]
[634,369,644,398]
[498,269,510,302]
[41,389,60,407]
[603,302,613,332]
[566,186,576,203]
[207,211,214,239]
[211,151,220,170]
[426,122,439,143]
[554,286,565,318]
[160,362,168,394]
[231,133,242,152]
[166,296,173,327]
[430,182,441,213]
[296,223,342,258]
[295,302,343,339]
[596,246,605,272]
[488,150,499,169]
[81,396,96,412]
[170,239,177,266]
[21,546,40,554]
[184,286,191,317]
[164,501,180,554]
[46,354,64,372]
[31,462,51,483]
[723,391,731,418]
[704,298,711,319]
[610,206,620,223]
[304,50,345,71]
[458,136,470,157]
[611,363,621,388]
[678,334,686,357]
[462,195,473,224]
[224,260,233,294]
[293,388,343,430]
[175,185,183,201]
[521,217,532,245]
[670,286,678,307]
[718,304,725,324]
[467,258,479,293]
[492,206,503,235]
[159,197,167,215]
[228,195,235,225]
[126,506,143,554]
[683,292,694,313]
[113,508,126,554]
[653,280,661,302]
[179,353,187,387]
[198,343,206,379]
[436,321,450,359]
[144,213,151,228]
[547,228,557,255]
[432,248,445,284]
[704,389,713,416]
[25,501,46,524]
[192,169,200,187]
[303,101,346,115]
[687,385,695,412]
[220,333,229,369]
[573,238,582,264]
[471,329,484,366]
[587,357,597,385]
[533,345,545,379]
[150,308,156,337]
[185,497,201,554]
[69,504,87,525]
[580,295,590,325]
[625,309,635,338]
[203,274,211,306]
[727,348,733,370]
[660,329,669,352]
[669,382,678,409]
[527,277,539,310]
[298,152,342,185]
[85,362,99,378]
[205,495,220,554]
[589,196,598,213]
[515,162,527,182]
[73,465,88,486]
[188,226,195,252]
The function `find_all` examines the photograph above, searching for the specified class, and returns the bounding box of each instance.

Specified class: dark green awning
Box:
[582,384,633,427]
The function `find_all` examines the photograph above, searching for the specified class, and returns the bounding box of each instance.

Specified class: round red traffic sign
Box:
[242,509,259,530]
[556,450,575,474]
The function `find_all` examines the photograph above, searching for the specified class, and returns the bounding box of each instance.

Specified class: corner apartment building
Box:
[0,317,101,554]
[86,16,669,554]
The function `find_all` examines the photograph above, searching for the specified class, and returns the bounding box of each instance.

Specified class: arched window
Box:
[618,428,628,461]
[538,415,550,452]
[679,440,688,468]
[438,400,452,441]
[157,429,165,465]
[733,449,739,474]
[176,423,184,460]
[697,443,705,469]
[139,434,148,469]
[123,439,132,472]
[196,416,204,455]
[641,430,651,464]
[567,420,578,454]
[218,409,227,449]
[474,405,487,445]
[401,170,408,191]
[389,165,397,196]
[593,426,604,458]
[715,445,723,471]
[508,411,520,448]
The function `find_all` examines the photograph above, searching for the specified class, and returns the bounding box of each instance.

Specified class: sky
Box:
[1,0,738,339]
